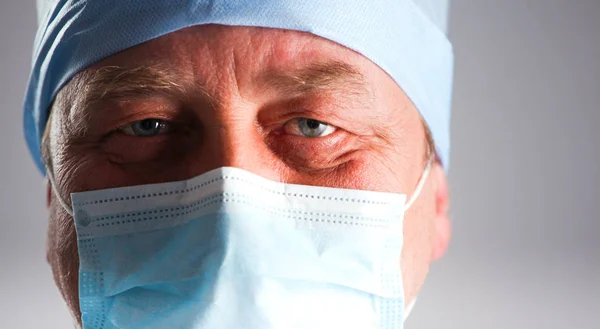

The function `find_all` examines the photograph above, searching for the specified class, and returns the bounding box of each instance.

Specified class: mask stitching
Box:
[77,196,399,240]
[78,237,106,328]
[73,175,395,207]
[90,192,396,224]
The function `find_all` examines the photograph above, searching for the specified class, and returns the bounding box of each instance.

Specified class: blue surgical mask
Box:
[48,162,432,329]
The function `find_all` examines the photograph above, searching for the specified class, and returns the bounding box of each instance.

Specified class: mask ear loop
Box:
[46,167,74,217]
[404,297,417,321]
[403,155,434,212]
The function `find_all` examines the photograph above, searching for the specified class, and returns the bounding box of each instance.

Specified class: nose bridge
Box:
[208,123,254,166]
[201,103,278,180]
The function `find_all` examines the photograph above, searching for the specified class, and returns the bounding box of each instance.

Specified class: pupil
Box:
[305,119,320,129]
[140,119,158,130]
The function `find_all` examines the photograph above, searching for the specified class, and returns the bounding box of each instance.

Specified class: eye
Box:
[283,118,337,138]
[119,119,173,137]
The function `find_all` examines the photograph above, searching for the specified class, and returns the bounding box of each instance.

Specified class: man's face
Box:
[45,25,450,324]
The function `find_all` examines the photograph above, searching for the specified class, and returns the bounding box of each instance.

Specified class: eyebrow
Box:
[260,61,371,97]
[75,60,371,116]
[78,65,201,109]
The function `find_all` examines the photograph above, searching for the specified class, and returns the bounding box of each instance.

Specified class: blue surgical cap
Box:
[26,0,454,174]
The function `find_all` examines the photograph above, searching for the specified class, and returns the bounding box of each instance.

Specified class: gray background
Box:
[1,1,599,328]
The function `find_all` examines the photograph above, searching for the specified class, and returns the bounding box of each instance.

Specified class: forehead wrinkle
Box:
[260,60,372,97]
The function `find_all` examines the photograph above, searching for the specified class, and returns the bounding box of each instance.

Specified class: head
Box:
[40,25,451,325]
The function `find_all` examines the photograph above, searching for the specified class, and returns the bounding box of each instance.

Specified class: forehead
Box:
[89,24,384,84]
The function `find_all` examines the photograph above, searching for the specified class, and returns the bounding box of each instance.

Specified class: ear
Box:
[431,162,451,261]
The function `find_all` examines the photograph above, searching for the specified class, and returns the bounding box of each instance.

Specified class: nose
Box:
[193,105,282,182]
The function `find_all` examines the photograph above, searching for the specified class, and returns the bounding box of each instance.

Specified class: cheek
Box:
[322,154,409,193]
[400,186,437,302]
[47,201,81,322]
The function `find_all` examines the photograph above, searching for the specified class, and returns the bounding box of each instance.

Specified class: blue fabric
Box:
[71,166,410,328]
[25,0,454,174]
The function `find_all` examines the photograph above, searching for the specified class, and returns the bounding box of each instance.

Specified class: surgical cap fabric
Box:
[25,0,454,174]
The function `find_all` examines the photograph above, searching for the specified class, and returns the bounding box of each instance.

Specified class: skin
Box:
[44,25,451,327]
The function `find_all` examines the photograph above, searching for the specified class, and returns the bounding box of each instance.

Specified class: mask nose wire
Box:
[403,155,434,212]
[45,166,74,217]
